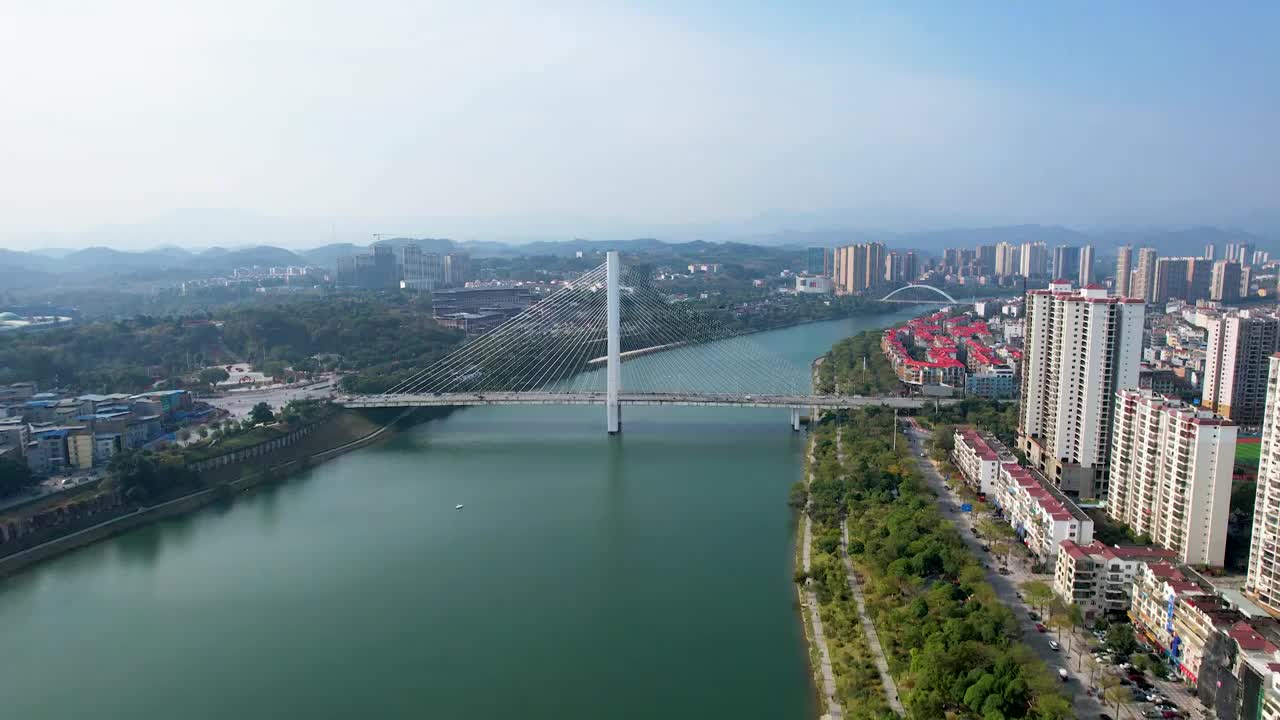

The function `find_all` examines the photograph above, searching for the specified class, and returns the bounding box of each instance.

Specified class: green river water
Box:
[0,309,924,719]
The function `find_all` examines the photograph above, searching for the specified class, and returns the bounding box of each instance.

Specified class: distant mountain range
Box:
[0,224,1270,291]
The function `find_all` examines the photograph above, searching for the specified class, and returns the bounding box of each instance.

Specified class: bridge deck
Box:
[338,391,945,410]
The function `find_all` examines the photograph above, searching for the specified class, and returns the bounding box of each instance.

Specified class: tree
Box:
[197,426,210,438]
[177,429,191,442]
[1105,623,1139,661]
[1020,580,1054,615]
[1103,683,1131,717]
[249,402,275,424]
[198,367,230,387]
[0,457,35,497]
[1064,603,1085,654]
[1048,613,1072,647]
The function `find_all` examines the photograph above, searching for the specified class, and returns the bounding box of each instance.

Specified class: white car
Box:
[1048,640,1060,651]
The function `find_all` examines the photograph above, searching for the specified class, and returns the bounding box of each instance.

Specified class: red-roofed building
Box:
[1129,560,1215,653]
[952,428,1013,495]
[1053,540,1177,618]
[994,462,1094,561]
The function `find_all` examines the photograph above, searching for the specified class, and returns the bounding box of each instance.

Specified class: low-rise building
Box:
[1129,561,1216,654]
[1053,540,1176,618]
[952,428,1013,495]
[965,367,1017,398]
[993,462,1094,562]
[67,428,94,470]
[93,433,121,465]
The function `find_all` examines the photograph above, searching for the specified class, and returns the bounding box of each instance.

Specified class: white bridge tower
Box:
[606,250,622,433]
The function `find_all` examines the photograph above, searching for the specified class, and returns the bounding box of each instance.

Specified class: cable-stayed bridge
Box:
[337,252,946,431]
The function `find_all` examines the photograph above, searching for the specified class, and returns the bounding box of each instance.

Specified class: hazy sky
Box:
[2,1,1278,247]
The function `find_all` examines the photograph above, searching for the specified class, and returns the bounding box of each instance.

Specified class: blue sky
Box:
[0,1,1276,247]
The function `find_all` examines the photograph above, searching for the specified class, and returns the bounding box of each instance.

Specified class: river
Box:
[0,308,925,719]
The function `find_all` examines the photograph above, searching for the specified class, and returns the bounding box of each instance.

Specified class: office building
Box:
[1018,281,1145,498]
[1211,260,1243,303]
[1203,311,1280,427]
[1051,245,1080,283]
[1130,247,1159,302]
[1115,246,1133,297]
[1078,245,1094,286]
[1108,390,1236,566]
[1246,355,1280,614]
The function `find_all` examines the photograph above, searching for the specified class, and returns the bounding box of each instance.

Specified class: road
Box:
[903,421,1105,719]
[206,377,337,420]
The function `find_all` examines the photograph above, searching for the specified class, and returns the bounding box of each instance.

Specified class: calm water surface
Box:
[0,309,924,719]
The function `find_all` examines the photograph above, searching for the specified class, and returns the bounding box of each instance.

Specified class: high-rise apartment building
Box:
[1205,243,1217,260]
[399,243,445,290]
[832,244,888,293]
[1108,390,1236,566]
[1115,246,1133,297]
[1052,245,1081,283]
[1186,257,1214,303]
[444,252,472,287]
[1210,260,1243,302]
[1245,355,1280,613]
[806,247,832,276]
[977,245,996,275]
[1129,247,1159,302]
[1020,242,1048,278]
[1078,245,1095,286]
[995,242,1021,278]
[1203,311,1280,427]
[1018,281,1145,498]
[1152,257,1190,304]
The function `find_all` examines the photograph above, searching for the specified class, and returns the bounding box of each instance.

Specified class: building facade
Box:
[1203,311,1280,427]
[1053,540,1176,619]
[1107,390,1236,566]
[1115,246,1133,298]
[993,462,1094,561]
[1247,355,1280,615]
[1130,247,1159,303]
[1017,281,1145,498]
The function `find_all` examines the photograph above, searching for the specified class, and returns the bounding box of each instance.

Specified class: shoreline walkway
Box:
[803,435,844,719]
[836,427,905,716]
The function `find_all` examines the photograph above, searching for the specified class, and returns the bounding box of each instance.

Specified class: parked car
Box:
[1028,611,1040,621]
[1048,640,1060,651]
[1035,623,1047,633]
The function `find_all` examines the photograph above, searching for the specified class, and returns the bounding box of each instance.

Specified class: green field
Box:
[1237,441,1262,466]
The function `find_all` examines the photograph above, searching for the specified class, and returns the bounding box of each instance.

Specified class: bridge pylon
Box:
[606,250,621,433]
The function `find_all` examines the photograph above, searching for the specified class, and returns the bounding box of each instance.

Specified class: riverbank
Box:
[1,312,925,720]
[0,408,414,578]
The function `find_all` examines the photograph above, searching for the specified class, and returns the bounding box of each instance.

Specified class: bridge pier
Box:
[606,250,621,434]
[790,407,801,431]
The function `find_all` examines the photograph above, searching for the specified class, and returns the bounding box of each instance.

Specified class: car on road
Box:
[1035,623,1047,633]
[1048,640,1060,651]
[1028,611,1040,621]
[1057,668,1068,682]
[1098,714,1114,720]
